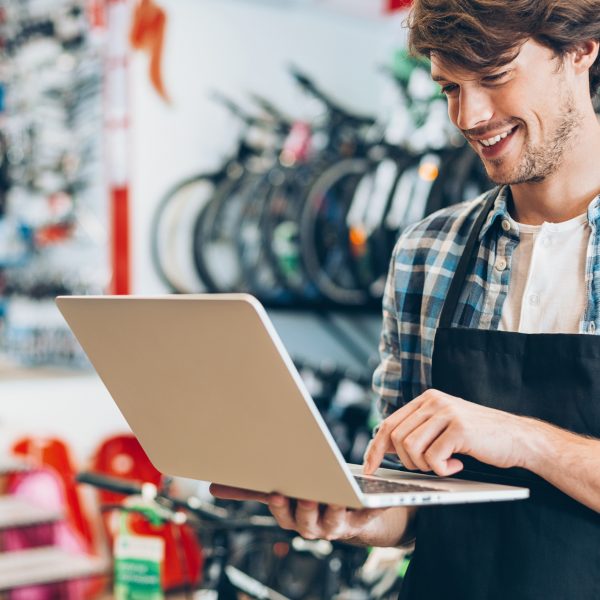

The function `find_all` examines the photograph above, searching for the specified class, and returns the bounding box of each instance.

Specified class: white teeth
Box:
[479,128,513,147]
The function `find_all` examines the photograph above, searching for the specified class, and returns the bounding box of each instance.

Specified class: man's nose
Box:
[454,89,494,132]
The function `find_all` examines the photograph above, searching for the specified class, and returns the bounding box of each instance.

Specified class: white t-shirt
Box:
[499,212,590,334]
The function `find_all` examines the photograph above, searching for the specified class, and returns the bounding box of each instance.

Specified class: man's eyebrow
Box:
[431,74,448,82]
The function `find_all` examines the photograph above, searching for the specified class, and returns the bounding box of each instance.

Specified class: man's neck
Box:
[510,112,600,225]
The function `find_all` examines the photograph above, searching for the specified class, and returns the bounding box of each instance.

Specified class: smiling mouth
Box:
[474,125,519,148]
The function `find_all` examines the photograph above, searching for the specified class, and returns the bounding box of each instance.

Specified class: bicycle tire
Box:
[192,170,259,293]
[150,171,225,293]
[299,158,375,306]
[233,169,294,304]
[261,159,334,303]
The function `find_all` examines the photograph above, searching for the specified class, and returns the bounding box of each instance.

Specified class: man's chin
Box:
[485,166,547,186]
[481,158,538,186]
[481,160,512,186]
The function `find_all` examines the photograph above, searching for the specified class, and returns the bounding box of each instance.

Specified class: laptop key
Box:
[354,476,445,494]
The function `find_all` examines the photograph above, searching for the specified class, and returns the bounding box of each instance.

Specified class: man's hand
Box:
[364,389,531,477]
[209,484,412,546]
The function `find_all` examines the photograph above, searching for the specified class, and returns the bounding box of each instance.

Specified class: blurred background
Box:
[0,1,494,597]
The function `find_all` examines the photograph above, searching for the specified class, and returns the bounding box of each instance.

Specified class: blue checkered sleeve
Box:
[372,187,505,420]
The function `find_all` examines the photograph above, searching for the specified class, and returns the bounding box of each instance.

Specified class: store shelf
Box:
[0,547,108,591]
[268,308,381,373]
[0,497,63,530]
[0,355,90,381]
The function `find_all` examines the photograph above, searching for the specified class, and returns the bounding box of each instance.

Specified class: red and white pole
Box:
[104,0,132,295]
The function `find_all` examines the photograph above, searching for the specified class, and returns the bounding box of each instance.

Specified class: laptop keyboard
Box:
[354,475,445,495]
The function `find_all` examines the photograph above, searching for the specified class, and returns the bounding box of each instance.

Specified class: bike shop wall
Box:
[0,0,406,470]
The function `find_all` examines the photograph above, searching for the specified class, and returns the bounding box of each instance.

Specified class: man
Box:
[212,1,600,597]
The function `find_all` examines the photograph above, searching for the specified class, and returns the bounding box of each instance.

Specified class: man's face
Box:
[431,39,583,185]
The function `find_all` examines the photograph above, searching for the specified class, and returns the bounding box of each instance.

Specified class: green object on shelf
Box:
[114,510,165,599]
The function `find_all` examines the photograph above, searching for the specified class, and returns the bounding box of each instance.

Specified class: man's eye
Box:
[483,71,508,83]
[440,84,458,95]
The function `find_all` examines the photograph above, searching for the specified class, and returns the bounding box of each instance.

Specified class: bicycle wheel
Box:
[192,169,261,293]
[345,152,416,299]
[261,160,330,303]
[234,169,294,304]
[299,158,376,306]
[150,172,224,293]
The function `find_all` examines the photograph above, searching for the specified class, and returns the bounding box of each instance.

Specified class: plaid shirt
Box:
[373,185,600,420]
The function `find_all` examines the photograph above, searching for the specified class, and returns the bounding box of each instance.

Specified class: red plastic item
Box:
[9,437,104,599]
[91,434,203,590]
[11,437,94,547]
[386,0,412,11]
[91,434,162,506]
[5,468,93,600]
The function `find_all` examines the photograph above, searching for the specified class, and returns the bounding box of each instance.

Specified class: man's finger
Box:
[386,408,440,471]
[294,499,320,538]
[209,483,269,504]
[364,398,425,473]
[400,416,449,472]
[319,504,346,535]
[268,494,297,530]
[423,429,464,477]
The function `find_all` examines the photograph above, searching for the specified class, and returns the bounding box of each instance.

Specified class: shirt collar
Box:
[478,186,511,241]
[477,186,600,241]
[587,195,600,228]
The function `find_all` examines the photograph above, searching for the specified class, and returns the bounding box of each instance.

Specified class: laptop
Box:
[56,294,529,509]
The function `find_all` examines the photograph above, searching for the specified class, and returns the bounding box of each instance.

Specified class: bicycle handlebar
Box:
[76,471,284,532]
[287,64,376,127]
[209,90,280,131]
[248,93,292,127]
[77,471,143,497]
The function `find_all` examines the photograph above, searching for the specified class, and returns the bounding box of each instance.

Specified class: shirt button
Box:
[528,293,540,307]
[501,219,511,232]
[542,236,552,247]
[590,322,596,334]
[495,258,507,271]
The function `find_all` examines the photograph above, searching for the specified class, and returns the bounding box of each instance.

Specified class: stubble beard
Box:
[484,92,582,186]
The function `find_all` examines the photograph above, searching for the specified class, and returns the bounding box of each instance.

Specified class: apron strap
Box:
[438,190,498,329]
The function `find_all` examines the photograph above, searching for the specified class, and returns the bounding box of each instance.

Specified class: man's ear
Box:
[571,40,600,75]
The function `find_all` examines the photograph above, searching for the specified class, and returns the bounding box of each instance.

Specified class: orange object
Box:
[91,434,203,590]
[130,0,170,103]
[418,161,440,182]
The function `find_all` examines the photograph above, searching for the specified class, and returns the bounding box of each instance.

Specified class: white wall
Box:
[0,373,129,467]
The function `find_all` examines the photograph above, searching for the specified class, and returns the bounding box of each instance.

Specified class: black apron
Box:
[399,192,600,600]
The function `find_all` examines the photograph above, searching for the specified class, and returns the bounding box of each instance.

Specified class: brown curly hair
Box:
[407,0,600,97]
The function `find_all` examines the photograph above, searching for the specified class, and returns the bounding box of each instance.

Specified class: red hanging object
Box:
[130,0,170,103]
[386,0,412,12]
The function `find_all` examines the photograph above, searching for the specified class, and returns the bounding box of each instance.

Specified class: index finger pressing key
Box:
[363,398,424,473]
[363,428,393,474]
